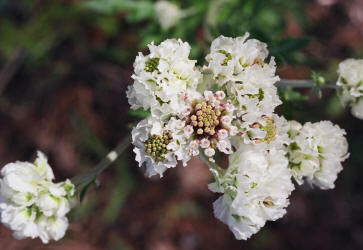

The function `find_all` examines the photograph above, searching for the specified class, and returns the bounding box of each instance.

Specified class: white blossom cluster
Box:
[127,34,350,240]
[209,145,294,240]
[287,120,349,189]
[336,58,363,119]
[126,38,202,120]
[0,152,76,243]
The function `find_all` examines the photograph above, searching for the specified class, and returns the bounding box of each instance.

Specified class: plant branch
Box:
[277,79,337,89]
[198,148,224,173]
[71,135,132,190]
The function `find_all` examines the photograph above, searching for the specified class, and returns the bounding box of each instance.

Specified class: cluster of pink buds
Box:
[182,91,238,161]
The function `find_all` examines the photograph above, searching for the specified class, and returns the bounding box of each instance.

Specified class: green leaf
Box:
[128,108,150,118]
[79,178,97,203]
[289,142,301,151]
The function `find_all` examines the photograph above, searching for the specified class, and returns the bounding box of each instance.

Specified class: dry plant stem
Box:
[277,79,337,89]
[71,134,131,190]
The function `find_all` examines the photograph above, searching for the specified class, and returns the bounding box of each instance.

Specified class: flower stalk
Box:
[71,135,131,191]
[277,79,337,89]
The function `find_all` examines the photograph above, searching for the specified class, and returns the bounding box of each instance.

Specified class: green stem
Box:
[198,148,225,173]
[277,79,337,89]
[71,135,131,190]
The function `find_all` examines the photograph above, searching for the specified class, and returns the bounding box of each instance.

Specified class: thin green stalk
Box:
[277,79,337,89]
[71,135,131,190]
[198,148,225,173]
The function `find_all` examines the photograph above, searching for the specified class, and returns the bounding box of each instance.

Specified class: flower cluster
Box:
[287,121,349,189]
[336,58,363,119]
[0,152,76,244]
[209,145,294,240]
[127,34,349,240]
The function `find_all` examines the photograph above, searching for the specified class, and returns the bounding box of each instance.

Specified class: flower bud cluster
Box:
[0,152,76,244]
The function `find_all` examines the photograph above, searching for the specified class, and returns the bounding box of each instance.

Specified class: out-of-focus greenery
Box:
[85,0,311,65]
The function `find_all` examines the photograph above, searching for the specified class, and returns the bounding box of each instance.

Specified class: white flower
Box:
[188,140,199,156]
[0,152,76,244]
[204,148,215,157]
[37,216,69,243]
[336,58,363,119]
[126,39,202,118]
[287,121,349,189]
[205,33,271,85]
[132,117,178,177]
[200,138,210,148]
[155,1,185,29]
[232,114,290,151]
[216,140,232,154]
[217,129,228,140]
[213,195,261,240]
[183,125,194,137]
[225,60,281,121]
[204,34,281,132]
[165,117,193,166]
[215,90,226,100]
[210,145,294,240]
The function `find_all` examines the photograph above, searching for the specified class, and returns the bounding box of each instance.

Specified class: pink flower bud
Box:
[204,148,215,157]
[200,138,210,148]
[221,116,232,125]
[204,91,215,102]
[215,91,226,100]
[184,125,194,137]
[217,129,228,140]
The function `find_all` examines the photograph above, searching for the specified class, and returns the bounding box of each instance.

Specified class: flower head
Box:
[204,34,273,86]
[132,117,178,178]
[336,58,363,119]
[126,39,201,119]
[0,152,76,244]
[287,121,349,189]
[209,145,294,240]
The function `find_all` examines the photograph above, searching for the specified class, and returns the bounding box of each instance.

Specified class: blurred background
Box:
[0,0,362,249]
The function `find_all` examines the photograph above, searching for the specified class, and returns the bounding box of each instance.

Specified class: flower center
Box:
[218,50,232,66]
[263,197,274,207]
[262,118,276,143]
[144,131,173,162]
[188,101,223,138]
[144,57,160,72]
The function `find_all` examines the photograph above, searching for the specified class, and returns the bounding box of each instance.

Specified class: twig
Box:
[198,148,224,173]
[276,79,337,89]
[71,135,131,189]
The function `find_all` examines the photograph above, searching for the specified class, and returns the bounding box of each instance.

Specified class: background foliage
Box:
[0,0,362,249]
